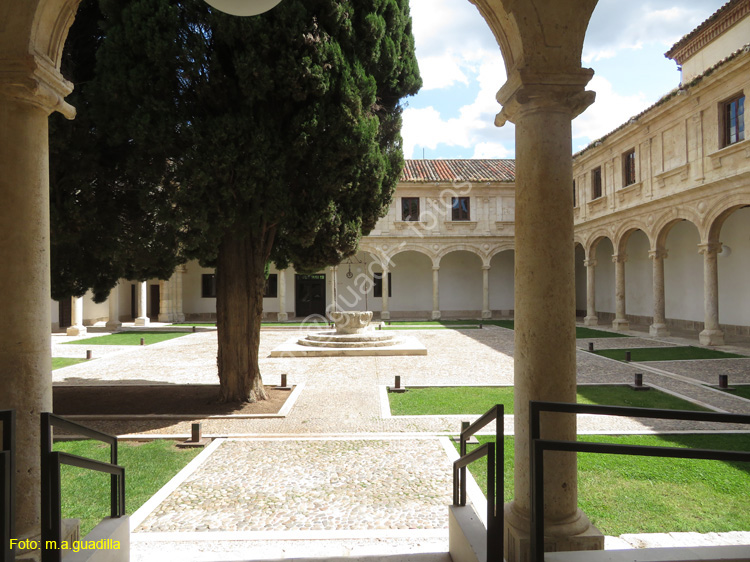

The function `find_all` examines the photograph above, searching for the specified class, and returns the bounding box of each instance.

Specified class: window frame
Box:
[401,197,420,221]
[591,167,603,200]
[721,93,745,148]
[622,149,636,187]
[373,272,392,298]
[451,196,471,221]
[201,274,216,298]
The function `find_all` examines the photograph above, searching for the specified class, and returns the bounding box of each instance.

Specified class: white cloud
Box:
[572,76,649,141]
[472,142,512,159]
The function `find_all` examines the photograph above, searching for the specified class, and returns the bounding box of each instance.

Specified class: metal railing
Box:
[453,404,504,562]
[40,413,125,562]
[529,401,750,562]
[1,410,15,562]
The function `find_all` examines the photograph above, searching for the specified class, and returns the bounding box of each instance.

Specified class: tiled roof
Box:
[665,0,749,64]
[401,159,515,183]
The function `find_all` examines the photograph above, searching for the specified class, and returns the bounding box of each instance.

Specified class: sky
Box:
[402,0,728,160]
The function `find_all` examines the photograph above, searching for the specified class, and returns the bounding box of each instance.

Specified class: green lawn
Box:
[382,325,480,330]
[724,385,750,400]
[576,327,630,339]
[593,346,746,362]
[458,433,750,535]
[55,439,201,536]
[52,357,88,370]
[389,385,706,416]
[62,331,189,346]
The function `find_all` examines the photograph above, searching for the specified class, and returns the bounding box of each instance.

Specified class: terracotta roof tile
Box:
[401,159,515,183]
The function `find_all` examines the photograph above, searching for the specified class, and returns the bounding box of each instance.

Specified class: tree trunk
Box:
[215,225,269,403]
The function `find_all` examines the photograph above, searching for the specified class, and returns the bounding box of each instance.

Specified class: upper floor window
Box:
[201,274,216,298]
[591,167,603,200]
[622,149,636,187]
[264,274,278,298]
[401,197,420,221]
[451,197,470,221]
[722,94,745,147]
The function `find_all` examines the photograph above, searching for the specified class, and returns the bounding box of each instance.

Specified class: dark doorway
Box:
[130,284,137,320]
[295,274,326,318]
[58,298,71,329]
[150,284,160,320]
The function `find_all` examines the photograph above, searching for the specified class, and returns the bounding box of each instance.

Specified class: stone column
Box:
[134,281,150,326]
[66,296,87,336]
[0,57,75,560]
[328,266,337,314]
[277,269,288,321]
[381,265,390,321]
[106,284,122,331]
[583,258,598,326]
[495,74,602,559]
[158,277,172,323]
[699,242,724,346]
[649,249,669,337]
[481,264,491,319]
[612,254,629,331]
[431,265,441,320]
[174,265,185,322]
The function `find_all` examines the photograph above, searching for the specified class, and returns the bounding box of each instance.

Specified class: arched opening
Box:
[574,243,586,318]
[490,250,515,318]
[333,251,380,313]
[715,206,750,333]
[439,250,483,318]
[593,237,615,322]
[388,250,434,319]
[663,220,703,329]
[623,229,652,327]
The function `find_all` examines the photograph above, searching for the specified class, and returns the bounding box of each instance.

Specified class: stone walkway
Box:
[50,323,750,561]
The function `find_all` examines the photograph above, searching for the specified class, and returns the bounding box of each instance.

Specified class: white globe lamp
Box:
[204,0,282,17]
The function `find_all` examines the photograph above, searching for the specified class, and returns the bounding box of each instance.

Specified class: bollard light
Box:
[191,422,202,443]
[204,0,282,17]
[588,342,594,352]
[625,351,632,362]
[629,372,650,391]
[716,374,735,391]
[86,350,92,360]
[192,325,197,333]
[395,375,401,389]
[140,337,145,346]
[634,373,643,387]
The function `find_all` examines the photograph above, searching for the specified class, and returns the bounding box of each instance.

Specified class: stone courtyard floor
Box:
[51,324,750,561]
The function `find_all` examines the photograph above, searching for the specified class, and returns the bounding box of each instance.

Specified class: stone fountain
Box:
[270,311,426,357]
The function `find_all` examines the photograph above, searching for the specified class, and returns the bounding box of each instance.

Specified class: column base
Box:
[504,503,604,562]
[699,329,725,346]
[481,310,492,320]
[431,310,441,320]
[134,317,150,326]
[277,312,288,322]
[611,319,629,331]
[158,313,172,323]
[105,320,122,331]
[66,325,86,336]
[583,315,598,326]
[649,323,670,337]
[380,311,391,321]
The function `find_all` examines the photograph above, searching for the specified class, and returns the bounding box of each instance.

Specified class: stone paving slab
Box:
[135,438,453,534]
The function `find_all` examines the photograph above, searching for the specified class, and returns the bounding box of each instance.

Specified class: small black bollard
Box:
[625,351,632,362]
[588,342,594,352]
[479,322,483,329]
[140,337,145,346]
[395,375,401,389]
[192,325,197,333]
[716,374,736,391]
[178,421,209,448]
[390,374,406,393]
[281,373,287,388]
[629,373,650,391]
[86,350,92,360]
[191,422,202,443]
[274,373,291,390]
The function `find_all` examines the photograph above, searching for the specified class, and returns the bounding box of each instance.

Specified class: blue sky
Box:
[402,0,728,159]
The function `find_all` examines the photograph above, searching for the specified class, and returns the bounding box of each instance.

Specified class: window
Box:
[722,94,745,147]
[373,272,392,298]
[201,274,216,298]
[401,197,420,221]
[264,274,278,298]
[573,180,577,207]
[623,149,636,186]
[591,167,602,199]
[451,197,470,221]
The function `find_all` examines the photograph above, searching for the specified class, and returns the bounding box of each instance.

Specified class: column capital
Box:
[698,242,722,256]
[495,69,596,127]
[648,249,669,260]
[0,56,75,118]
[583,259,597,268]
[432,265,440,271]
[481,265,491,271]
[612,253,628,264]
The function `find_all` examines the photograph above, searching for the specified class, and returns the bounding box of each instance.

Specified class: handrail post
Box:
[40,413,53,562]
[460,420,468,506]
[1,410,15,562]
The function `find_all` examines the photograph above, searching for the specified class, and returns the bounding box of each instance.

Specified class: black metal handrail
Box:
[1,410,15,562]
[529,401,750,562]
[453,404,504,562]
[40,413,125,562]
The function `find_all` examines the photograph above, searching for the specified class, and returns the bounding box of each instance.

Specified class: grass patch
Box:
[52,357,88,370]
[389,385,705,416]
[55,439,201,536]
[575,327,629,339]
[382,325,480,331]
[724,385,750,400]
[593,346,746,362]
[457,433,750,535]
[171,322,216,327]
[63,331,188,346]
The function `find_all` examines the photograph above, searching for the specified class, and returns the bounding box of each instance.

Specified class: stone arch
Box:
[435,243,484,266]
[704,195,750,243]
[382,243,435,266]
[487,243,515,267]
[653,213,702,251]
[613,220,653,256]
[585,232,614,261]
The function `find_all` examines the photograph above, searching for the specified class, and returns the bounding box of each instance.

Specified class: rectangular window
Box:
[592,167,602,199]
[451,197,470,221]
[401,197,420,221]
[201,274,216,298]
[623,149,636,186]
[264,273,278,298]
[722,94,745,147]
[373,272,392,298]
